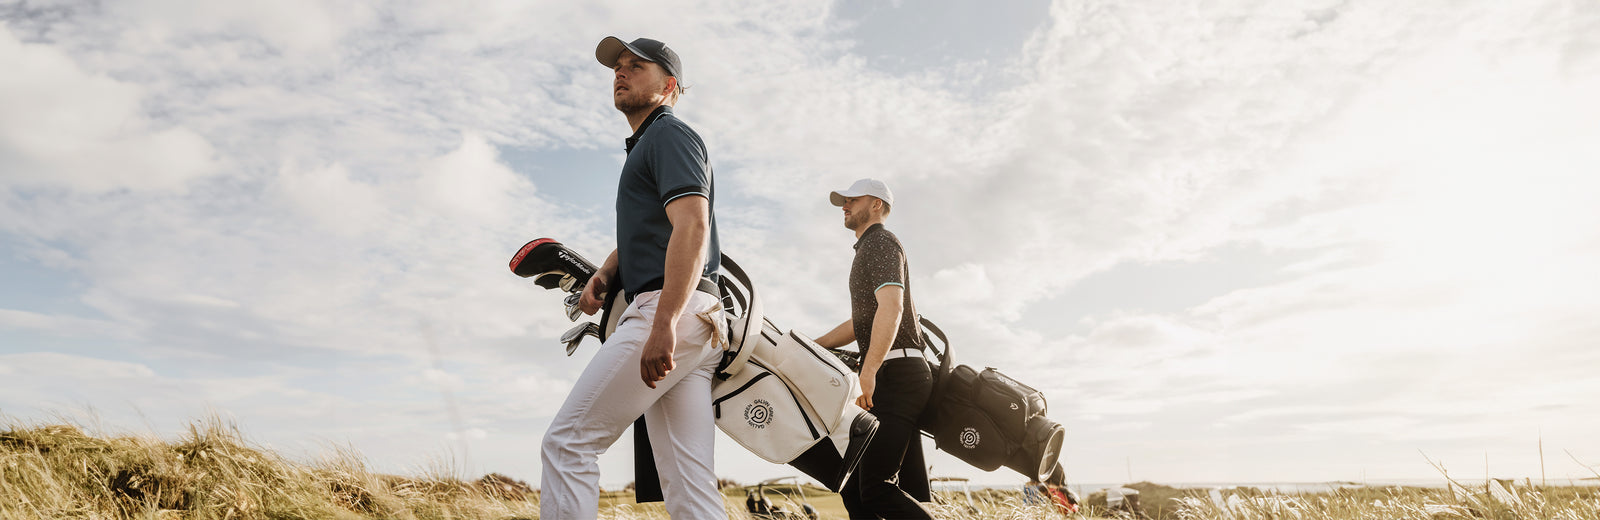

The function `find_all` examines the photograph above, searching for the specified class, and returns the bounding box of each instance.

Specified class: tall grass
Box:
[1075,481,1600,520]
[0,415,538,519]
[1169,484,1600,520]
[5,415,1597,519]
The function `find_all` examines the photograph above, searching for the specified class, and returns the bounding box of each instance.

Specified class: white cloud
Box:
[1,352,156,383]
[105,0,371,56]
[0,24,214,193]
[510,374,573,405]
[414,134,525,222]
[422,368,465,393]
[271,162,387,236]
[0,308,126,337]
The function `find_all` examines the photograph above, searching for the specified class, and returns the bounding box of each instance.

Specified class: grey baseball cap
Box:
[830,178,895,207]
[595,36,683,82]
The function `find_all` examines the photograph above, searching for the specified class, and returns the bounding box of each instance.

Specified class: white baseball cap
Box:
[829,178,895,207]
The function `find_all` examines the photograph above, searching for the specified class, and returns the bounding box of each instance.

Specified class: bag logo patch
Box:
[960,427,980,449]
[1010,402,1019,410]
[744,399,773,429]
[829,377,841,387]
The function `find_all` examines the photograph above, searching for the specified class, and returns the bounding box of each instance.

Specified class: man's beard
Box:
[844,212,863,231]
[614,88,658,115]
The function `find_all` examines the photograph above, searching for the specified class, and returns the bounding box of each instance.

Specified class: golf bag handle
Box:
[920,316,949,358]
[920,316,954,395]
[716,254,764,380]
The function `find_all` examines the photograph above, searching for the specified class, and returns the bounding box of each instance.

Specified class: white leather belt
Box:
[883,348,925,361]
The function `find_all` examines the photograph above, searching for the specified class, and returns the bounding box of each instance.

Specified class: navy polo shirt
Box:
[615,105,721,296]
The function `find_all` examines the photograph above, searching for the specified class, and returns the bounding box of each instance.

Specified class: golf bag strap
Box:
[598,284,624,341]
[716,254,763,380]
[920,316,953,374]
[919,316,954,435]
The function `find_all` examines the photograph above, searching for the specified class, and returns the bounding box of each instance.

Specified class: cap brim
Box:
[830,190,861,206]
[595,36,653,68]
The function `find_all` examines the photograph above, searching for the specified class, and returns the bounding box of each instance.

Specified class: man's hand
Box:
[578,273,608,315]
[855,370,876,410]
[579,250,620,315]
[640,323,678,388]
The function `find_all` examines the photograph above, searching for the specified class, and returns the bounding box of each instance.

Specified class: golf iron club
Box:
[560,321,602,356]
[564,292,583,322]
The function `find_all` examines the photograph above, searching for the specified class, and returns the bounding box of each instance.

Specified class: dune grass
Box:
[0,415,538,519]
[1076,480,1600,520]
[1171,483,1600,520]
[4,415,1597,519]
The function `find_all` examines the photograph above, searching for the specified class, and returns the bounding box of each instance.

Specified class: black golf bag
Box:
[906,320,1068,482]
[509,238,878,499]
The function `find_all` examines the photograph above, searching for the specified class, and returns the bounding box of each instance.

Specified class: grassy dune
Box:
[1077,481,1600,520]
[3,416,1597,519]
[0,416,539,519]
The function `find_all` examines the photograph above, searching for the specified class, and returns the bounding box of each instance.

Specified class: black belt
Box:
[626,277,720,304]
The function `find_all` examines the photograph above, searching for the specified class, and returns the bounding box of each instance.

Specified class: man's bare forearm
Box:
[654,198,710,330]
[816,319,854,349]
[861,296,903,377]
[596,249,619,282]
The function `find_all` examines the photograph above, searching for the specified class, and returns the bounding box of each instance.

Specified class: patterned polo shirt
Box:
[849,223,924,352]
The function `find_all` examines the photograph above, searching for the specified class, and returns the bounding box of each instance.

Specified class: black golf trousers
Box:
[842,356,935,519]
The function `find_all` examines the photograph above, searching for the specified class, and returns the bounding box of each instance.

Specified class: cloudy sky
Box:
[3,0,1598,490]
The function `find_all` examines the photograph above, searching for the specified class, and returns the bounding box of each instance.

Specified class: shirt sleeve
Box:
[858,235,906,293]
[650,123,712,206]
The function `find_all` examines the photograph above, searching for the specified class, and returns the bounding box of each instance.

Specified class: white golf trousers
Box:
[540,290,726,519]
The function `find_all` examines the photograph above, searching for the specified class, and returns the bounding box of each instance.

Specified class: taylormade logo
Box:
[557,251,594,274]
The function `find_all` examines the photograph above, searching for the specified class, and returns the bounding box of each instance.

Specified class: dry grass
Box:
[1075,481,1600,520]
[5,416,1597,519]
[1169,484,1600,520]
[0,415,538,519]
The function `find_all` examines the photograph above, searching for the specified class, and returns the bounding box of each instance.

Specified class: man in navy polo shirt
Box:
[540,36,724,520]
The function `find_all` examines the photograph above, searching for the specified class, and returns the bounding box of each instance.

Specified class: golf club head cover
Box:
[509,238,597,291]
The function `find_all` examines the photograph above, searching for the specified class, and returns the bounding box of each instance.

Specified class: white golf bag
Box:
[510,239,878,497]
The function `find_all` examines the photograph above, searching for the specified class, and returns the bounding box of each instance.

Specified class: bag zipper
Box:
[748,359,820,440]
[713,372,771,419]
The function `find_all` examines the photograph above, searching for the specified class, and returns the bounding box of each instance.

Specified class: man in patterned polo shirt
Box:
[815,178,934,519]
[539,36,725,520]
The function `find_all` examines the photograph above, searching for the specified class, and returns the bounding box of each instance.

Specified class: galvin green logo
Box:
[960,427,980,449]
[744,399,773,429]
